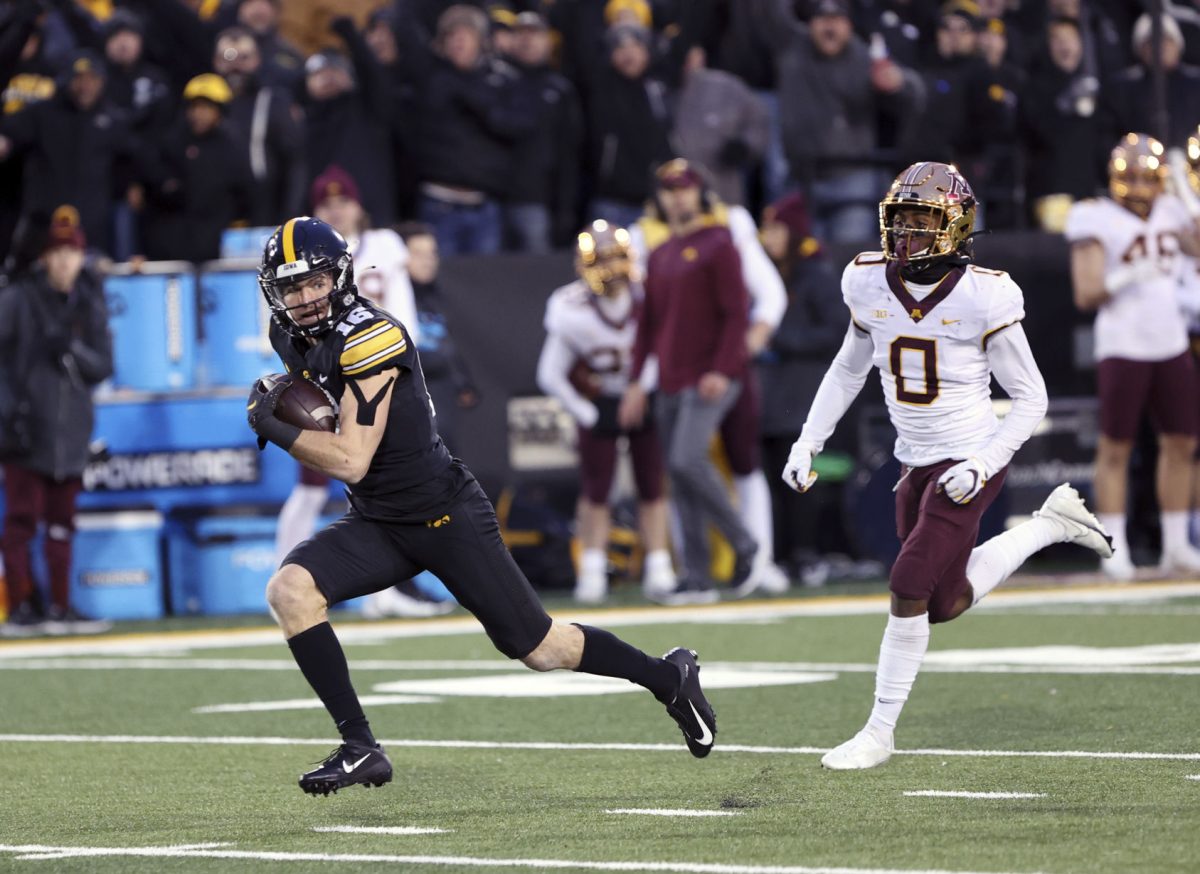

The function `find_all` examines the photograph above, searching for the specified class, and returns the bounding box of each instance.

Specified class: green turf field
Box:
[1,581,1198,874]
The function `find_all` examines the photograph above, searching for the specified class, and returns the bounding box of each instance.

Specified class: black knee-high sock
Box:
[287,622,375,746]
[572,624,680,702]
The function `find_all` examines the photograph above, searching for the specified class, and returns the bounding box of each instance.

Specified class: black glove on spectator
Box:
[717,138,752,168]
[246,378,302,451]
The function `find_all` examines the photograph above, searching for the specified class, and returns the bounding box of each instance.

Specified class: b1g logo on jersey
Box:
[335,306,375,336]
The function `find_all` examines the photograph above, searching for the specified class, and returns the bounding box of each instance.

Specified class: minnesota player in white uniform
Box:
[275,165,443,617]
[1169,128,1200,544]
[1067,133,1200,580]
[537,221,675,603]
[630,161,791,595]
[783,162,1114,770]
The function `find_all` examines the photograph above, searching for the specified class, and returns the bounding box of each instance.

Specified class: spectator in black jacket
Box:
[214,26,305,226]
[395,3,537,255]
[102,10,173,259]
[0,211,113,633]
[235,0,304,93]
[302,16,398,228]
[899,5,984,168]
[579,23,675,229]
[756,191,843,576]
[364,7,420,220]
[141,73,252,263]
[503,11,583,251]
[0,50,151,256]
[0,6,58,265]
[1103,13,1200,150]
[963,17,1024,229]
[396,221,480,453]
[1020,16,1106,232]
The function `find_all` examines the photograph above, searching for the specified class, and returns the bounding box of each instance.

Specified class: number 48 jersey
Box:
[1064,195,1190,362]
[843,253,1026,468]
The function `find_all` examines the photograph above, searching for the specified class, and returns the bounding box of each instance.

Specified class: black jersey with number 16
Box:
[269,298,474,522]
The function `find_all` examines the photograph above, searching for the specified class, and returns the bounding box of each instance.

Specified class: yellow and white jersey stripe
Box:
[340,320,408,376]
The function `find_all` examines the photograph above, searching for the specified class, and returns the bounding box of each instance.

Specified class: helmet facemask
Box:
[259,254,356,339]
[576,221,635,297]
[879,163,976,266]
[1109,132,1167,219]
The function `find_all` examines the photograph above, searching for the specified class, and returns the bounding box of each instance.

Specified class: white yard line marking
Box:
[606,809,741,817]
[902,792,1046,800]
[12,842,231,861]
[2,581,1197,659]
[0,843,1045,874]
[313,826,451,836]
[193,695,441,714]
[0,733,1197,762]
[1186,775,1200,781]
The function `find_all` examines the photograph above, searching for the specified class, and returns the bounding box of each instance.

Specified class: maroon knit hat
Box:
[44,205,86,253]
[763,192,821,258]
[309,165,361,210]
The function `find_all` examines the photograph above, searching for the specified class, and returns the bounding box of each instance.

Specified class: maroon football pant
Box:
[890,459,1008,623]
[576,422,665,503]
[1,464,83,611]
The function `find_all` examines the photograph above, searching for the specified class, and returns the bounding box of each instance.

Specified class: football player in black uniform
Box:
[246,217,718,795]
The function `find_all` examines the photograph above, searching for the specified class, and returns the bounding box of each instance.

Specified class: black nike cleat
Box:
[298,742,393,796]
[661,647,717,758]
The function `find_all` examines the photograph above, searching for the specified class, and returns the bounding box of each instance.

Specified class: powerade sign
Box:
[83,447,260,492]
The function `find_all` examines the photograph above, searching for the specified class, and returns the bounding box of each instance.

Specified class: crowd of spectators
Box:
[2,0,1199,268]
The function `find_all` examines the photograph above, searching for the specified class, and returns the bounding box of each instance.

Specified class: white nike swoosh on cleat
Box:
[687,701,714,747]
[341,753,371,774]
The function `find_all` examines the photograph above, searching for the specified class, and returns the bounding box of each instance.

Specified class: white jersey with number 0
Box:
[1064,195,1190,362]
[843,253,1025,468]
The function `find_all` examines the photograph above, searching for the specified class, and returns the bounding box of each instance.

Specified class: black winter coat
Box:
[1,94,150,254]
[0,267,113,479]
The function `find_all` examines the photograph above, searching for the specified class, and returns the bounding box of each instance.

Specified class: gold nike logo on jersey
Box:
[942,318,961,325]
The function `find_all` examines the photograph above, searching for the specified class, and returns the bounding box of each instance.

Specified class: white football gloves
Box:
[782,439,819,493]
[936,457,988,505]
[1104,258,1167,294]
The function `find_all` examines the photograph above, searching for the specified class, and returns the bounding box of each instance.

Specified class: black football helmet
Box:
[880,162,977,264]
[259,216,357,338]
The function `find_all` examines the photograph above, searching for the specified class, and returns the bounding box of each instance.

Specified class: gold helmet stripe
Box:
[282,217,299,264]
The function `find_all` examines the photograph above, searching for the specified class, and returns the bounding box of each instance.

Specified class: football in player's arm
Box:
[783,163,1114,770]
[245,217,719,796]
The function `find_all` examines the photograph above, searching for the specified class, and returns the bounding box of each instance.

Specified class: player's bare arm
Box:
[1070,239,1110,310]
[289,369,396,483]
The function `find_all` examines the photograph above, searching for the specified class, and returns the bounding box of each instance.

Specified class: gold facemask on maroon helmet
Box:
[576,220,634,295]
[1109,132,1167,217]
[879,162,977,263]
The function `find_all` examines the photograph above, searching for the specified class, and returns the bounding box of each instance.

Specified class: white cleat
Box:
[1035,483,1114,558]
[362,587,454,619]
[573,569,608,605]
[821,726,894,770]
[733,561,791,598]
[642,565,677,601]
[1158,545,1200,578]
[1100,552,1136,581]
